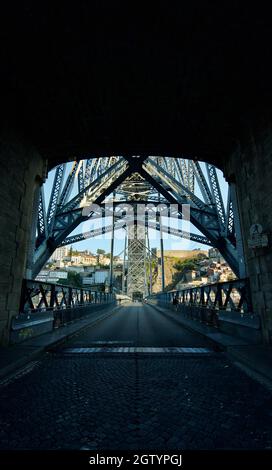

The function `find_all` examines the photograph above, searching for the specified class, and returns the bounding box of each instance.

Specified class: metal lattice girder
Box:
[141,163,222,238]
[59,158,126,214]
[162,157,175,178]
[98,157,108,175]
[205,163,226,229]
[180,158,189,186]
[84,158,97,186]
[164,156,194,193]
[145,158,215,213]
[127,238,147,298]
[188,160,195,193]
[162,159,234,255]
[50,160,129,240]
[46,164,65,233]
[77,160,85,193]
[147,221,212,245]
[60,217,211,247]
[226,189,235,239]
[172,159,188,197]
[60,219,126,246]
[191,160,213,205]
[32,160,131,277]
[173,159,185,185]
[59,161,80,207]
[140,164,239,275]
[36,186,47,243]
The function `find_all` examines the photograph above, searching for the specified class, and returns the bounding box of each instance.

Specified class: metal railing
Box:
[149,278,253,327]
[19,279,115,328]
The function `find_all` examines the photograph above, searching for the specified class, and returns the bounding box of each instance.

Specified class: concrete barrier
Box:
[217,310,261,343]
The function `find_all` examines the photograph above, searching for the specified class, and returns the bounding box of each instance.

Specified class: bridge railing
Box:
[11,279,116,342]
[148,278,255,328]
[20,279,114,313]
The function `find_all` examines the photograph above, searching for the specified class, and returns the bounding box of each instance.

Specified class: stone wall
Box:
[0,135,45,345]
[225,126,272,343]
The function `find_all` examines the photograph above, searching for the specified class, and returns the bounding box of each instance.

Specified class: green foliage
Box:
[69,245,80,256]
[196,253,207,260]
[165,256,200,291]
[165,271,184,291]
[61,271,82,288]
[97,248,106,255]
[173,257,198,272]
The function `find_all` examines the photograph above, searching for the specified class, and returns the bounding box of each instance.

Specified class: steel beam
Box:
[140,166,239,275]
[205,163,226,230]
[47,164,64,233]
[32,163,132,277]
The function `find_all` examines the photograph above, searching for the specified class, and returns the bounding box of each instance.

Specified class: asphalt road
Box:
[67,301,211,348]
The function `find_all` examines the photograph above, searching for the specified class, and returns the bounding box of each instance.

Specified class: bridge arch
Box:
[31,156,244,282]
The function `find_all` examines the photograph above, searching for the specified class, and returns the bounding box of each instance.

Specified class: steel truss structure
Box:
[32,156,245,297]
[126,237,147,299]
[121,223,156,299]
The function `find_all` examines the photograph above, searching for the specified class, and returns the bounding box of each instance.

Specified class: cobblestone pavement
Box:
[0,304,272,449]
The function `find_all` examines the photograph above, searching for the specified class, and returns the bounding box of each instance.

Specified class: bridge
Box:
[0,3,272,454]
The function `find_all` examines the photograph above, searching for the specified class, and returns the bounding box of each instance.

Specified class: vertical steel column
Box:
[160,224,165,292]
[146,226,153,295]
[157,207,165,292]
[126,207,146,299]
[143,236,148,298]
[122,232,127,293]
[109,202,115,292]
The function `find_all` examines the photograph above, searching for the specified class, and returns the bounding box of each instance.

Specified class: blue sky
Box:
[44,159,228,256]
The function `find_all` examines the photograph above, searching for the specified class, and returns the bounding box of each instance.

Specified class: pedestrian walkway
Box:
[149,303,272,383]
[0,305,118,380]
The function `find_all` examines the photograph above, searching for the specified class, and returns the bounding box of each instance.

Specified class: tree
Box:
[61,271,82,288]
[173,258,197,272]
[97,249,105,255]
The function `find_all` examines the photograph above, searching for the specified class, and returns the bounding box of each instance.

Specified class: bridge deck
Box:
[0,302,271,450]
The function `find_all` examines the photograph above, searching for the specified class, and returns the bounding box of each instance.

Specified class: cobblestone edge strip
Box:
[0,305,120,380]
[147,302,272,386]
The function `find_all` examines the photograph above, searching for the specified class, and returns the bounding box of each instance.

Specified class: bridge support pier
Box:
[0,135,44,345]
[225,126,272,344]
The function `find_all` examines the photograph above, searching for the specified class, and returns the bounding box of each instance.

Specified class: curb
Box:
[146,302,224,351]
[147,302,272,385]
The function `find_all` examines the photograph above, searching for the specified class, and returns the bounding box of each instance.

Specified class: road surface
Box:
[0,302,271,450]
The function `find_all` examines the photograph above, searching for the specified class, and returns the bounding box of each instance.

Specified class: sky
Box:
[44,159,228,257]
